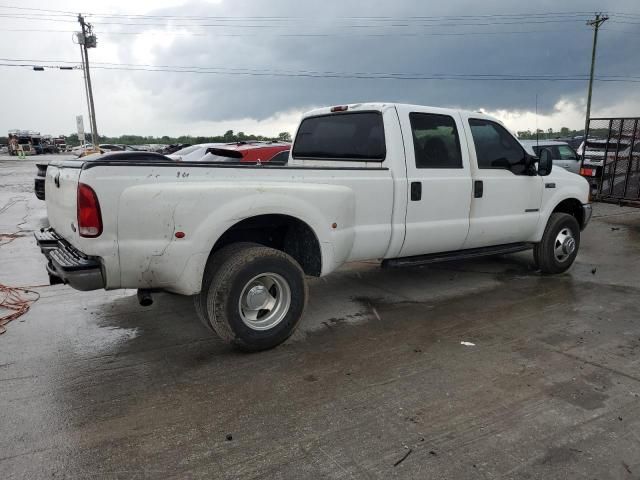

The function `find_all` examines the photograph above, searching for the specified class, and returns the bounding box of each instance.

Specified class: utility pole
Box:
[583,13,608,145]
[77,14,99,145]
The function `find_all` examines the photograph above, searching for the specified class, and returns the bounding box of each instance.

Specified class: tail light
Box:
[77,183,102,237]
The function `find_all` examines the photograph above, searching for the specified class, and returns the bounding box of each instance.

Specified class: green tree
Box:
[223,130,235,142]
[277,132,292,142]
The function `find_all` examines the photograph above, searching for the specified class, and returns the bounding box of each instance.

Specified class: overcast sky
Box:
[1,0,639,138]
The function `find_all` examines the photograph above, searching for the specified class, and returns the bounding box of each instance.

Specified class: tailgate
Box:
[44,162,83,243]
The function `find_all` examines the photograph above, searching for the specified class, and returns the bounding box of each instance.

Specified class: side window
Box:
[469,119,528,174]
[409,113,462,168]
[557,145,578,160]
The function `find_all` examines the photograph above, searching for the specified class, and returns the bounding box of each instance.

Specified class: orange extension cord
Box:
[0,285,40,334]
[0,196,41,334]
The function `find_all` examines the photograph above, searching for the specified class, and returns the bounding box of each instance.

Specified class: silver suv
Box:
[519,140,581,174]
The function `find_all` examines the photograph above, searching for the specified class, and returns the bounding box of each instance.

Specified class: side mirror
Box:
[538,148,553,176]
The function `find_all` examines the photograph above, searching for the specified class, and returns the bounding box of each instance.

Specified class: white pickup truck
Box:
[37,103,592,351]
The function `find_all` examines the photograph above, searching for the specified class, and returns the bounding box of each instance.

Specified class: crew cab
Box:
[36,103,591,351]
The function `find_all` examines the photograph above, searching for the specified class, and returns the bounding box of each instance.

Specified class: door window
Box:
[469,119,528,174]
[409,113,462,168]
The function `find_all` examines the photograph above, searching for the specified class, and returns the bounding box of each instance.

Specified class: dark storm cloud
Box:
[113,0,640,123]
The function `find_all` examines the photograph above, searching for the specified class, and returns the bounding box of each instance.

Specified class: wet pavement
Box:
[1,155,640,479]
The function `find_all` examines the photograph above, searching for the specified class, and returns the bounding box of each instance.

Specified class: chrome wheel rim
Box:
[238,273,291,330]
[554,227,576,262]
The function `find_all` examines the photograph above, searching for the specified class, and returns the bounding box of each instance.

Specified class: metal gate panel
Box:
[585,117,640,206]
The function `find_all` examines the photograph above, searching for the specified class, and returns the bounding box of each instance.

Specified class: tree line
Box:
[516,127,584,140]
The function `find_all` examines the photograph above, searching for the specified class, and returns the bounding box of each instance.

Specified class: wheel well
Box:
[212,214,322,276]
[552,198,584,228]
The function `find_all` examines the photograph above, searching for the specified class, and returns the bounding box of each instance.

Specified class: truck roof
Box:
[302,102,491,120]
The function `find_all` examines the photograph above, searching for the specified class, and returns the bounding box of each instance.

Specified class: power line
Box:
[0,62,78,69]
[3,56,640,78]
[0,11,597,27]
[0,26,595,37]
[0,15,76,22]
[51,18,595,28]
[0,5,603,19]
[0,56,627,77]
[0,17,594,28]
[0,4,76,14]
[1,5,638,24]
[2,58,639,82]
[7,26,639,37]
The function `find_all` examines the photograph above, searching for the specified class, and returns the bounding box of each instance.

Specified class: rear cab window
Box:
[292,111,386,161]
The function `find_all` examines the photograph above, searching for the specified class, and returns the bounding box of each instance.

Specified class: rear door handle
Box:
[410,181,422,201]
[474,180,483,198]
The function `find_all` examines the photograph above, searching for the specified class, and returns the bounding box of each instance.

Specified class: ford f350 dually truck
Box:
[36,103,592,351]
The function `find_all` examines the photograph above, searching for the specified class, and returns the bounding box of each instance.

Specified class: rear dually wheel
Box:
[195,243,307,352]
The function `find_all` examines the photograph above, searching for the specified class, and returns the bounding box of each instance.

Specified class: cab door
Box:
[396,105,472,257]
[461,115,543,249]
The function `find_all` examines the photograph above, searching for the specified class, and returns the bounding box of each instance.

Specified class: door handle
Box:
[410,181,422,201]
[474,180,483,198]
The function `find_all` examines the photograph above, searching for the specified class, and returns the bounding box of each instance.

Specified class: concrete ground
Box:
[1,155,640,479]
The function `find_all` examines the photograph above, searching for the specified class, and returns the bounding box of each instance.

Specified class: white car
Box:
[37,103,591,351]
[519,140,581,174]
[71,143,95,156]
[166,143,224,162]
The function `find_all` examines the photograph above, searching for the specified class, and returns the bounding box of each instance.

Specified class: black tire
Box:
[193,242,253,331]
[195,243,307,351]
[534,213,580,274]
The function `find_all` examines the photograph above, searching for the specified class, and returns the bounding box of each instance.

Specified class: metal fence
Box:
[583,117,640,206]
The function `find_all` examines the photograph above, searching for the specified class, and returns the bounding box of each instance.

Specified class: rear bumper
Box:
[35,228,105,291]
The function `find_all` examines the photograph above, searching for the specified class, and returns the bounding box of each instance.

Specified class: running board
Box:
[381,243,533,269]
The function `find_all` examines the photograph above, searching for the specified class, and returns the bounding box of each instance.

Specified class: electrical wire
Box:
[1,4,638,24]
[0,27,594,37]
[2,59,639,82]
[2,57,639,80]
[0,284,40,334]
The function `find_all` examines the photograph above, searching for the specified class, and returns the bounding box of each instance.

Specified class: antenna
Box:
[535,93,539,148]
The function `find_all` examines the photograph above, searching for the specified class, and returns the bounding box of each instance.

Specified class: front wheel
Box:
[195,243,308,352]
[534,213,580,274]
